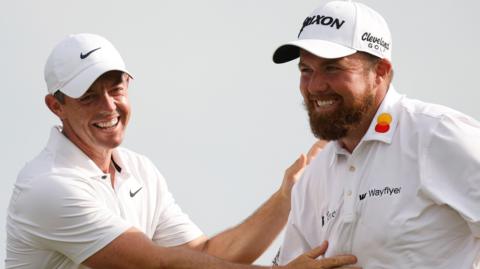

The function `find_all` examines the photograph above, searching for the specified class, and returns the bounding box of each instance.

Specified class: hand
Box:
[280,140,327,199]
[282,241,360,269]
[306,140,327,165]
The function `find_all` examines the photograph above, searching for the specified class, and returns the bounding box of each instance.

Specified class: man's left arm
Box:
[181,141,326,263]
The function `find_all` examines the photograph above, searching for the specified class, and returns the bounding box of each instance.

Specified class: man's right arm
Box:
[83,227,360,269]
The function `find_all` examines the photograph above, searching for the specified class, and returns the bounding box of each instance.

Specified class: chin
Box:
[99,137,124,149]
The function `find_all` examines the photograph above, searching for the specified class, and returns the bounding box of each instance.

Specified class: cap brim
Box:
[273,39,357,64]
[60,61,133,98]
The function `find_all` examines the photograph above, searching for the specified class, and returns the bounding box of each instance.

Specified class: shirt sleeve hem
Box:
[72,224,131,264]
[153,228,204,247]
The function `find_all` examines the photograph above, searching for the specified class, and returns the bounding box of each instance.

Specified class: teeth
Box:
[95,118,119,128]
[316,100,335,107]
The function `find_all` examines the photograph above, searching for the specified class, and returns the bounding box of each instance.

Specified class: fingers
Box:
[320,255,358,268]
[307,242,358,268]
[286,243,359,269]
[280,153,307,199]
[306,140,327,164]
[306,241,328,258]
[284,154,307,182]
[290,154,307,174]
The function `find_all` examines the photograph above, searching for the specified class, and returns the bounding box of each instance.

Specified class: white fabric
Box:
[273,1,392,63]
[279,87,480,268]
[6,126,202,269]
[44,33,131,98]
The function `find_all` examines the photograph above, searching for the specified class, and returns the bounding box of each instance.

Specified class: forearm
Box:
[162,246,269,269]
[84,228,271,269]
[202,190,290,263]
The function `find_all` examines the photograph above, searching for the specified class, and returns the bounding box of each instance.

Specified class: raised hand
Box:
[280,140,327,199]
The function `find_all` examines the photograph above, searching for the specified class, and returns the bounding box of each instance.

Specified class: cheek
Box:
[116,97,130,111]
[118,99,132,123]
[299,78,310,98]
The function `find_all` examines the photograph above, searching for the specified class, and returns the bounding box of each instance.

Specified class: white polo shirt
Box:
[278,87,480,268]
[6,126,202,269]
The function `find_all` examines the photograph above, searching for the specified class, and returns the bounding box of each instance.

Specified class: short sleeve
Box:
[12,175,131,264]
[420,115,480,237]
[148,163,203,247]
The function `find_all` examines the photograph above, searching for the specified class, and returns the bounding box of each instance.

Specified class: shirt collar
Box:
[328,85,403,165]
[362,85,402,144]
[47,126,131,180]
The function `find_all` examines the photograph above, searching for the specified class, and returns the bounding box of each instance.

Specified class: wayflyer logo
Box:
[358,186,402,201]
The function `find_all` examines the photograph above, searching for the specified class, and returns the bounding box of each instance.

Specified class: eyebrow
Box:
[298,58,341,68]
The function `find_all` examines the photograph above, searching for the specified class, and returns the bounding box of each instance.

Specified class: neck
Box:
[61,130,113,173]
[339,111,375,153]
[339,83,390,153]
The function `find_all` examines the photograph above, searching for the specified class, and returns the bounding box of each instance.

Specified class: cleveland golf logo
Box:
[298,15,346,37]
[361,32,390,53]
[359,186,401,201]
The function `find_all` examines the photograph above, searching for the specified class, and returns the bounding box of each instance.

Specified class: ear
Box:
[374,58,392,85]
[45,94,65,119]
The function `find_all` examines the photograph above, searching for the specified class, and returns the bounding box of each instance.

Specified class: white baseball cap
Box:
[44,33,132,98]
[273,0,392,63]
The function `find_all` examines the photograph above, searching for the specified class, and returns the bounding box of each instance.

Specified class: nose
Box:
[307,71,328,95]
[98,91,116,111]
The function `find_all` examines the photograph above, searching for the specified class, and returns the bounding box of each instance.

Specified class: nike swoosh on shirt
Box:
[129,187,143,198]
[80,47,101,59]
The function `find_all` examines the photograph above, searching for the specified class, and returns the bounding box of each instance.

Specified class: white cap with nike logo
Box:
[44,33,132,98]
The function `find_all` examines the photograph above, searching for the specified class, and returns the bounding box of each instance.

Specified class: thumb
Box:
[306,241,328,259]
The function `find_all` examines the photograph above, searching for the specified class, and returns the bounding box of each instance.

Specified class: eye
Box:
[79,94,95,103]
[299,66,313,75]
[110,87,125,96]
[325,65,340,72]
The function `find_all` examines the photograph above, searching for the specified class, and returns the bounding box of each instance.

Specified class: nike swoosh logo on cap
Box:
[129,187,142,198]
[80,47,101,59]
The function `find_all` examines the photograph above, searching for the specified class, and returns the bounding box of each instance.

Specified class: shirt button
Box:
[349,165,356,172]
[101,175,107,179]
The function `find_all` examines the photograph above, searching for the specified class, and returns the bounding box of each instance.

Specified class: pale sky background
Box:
[1,0,479,265]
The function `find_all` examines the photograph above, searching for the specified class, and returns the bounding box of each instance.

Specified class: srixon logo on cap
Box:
[298,14,346,37]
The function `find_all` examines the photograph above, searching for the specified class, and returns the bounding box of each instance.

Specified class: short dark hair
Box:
[359,51,394,83]
[53,90,66,104]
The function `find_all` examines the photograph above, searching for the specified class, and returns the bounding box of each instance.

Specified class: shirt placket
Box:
[336,154,359,253]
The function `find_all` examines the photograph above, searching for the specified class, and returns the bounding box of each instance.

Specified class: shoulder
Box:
[398,96,477,126]
[395,96,480,143]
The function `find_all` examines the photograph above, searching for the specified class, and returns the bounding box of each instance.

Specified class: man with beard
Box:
[6,33,360,269]
[271,1,480,268]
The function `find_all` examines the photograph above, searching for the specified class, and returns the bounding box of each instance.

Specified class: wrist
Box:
[273,190,291,210]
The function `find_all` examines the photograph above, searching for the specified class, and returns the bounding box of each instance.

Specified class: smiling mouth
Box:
[93,117,119,129]
[316,100,335,107]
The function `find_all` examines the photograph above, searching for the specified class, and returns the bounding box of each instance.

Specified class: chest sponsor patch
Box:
[321,209,337,227]
[359,186,402,201]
